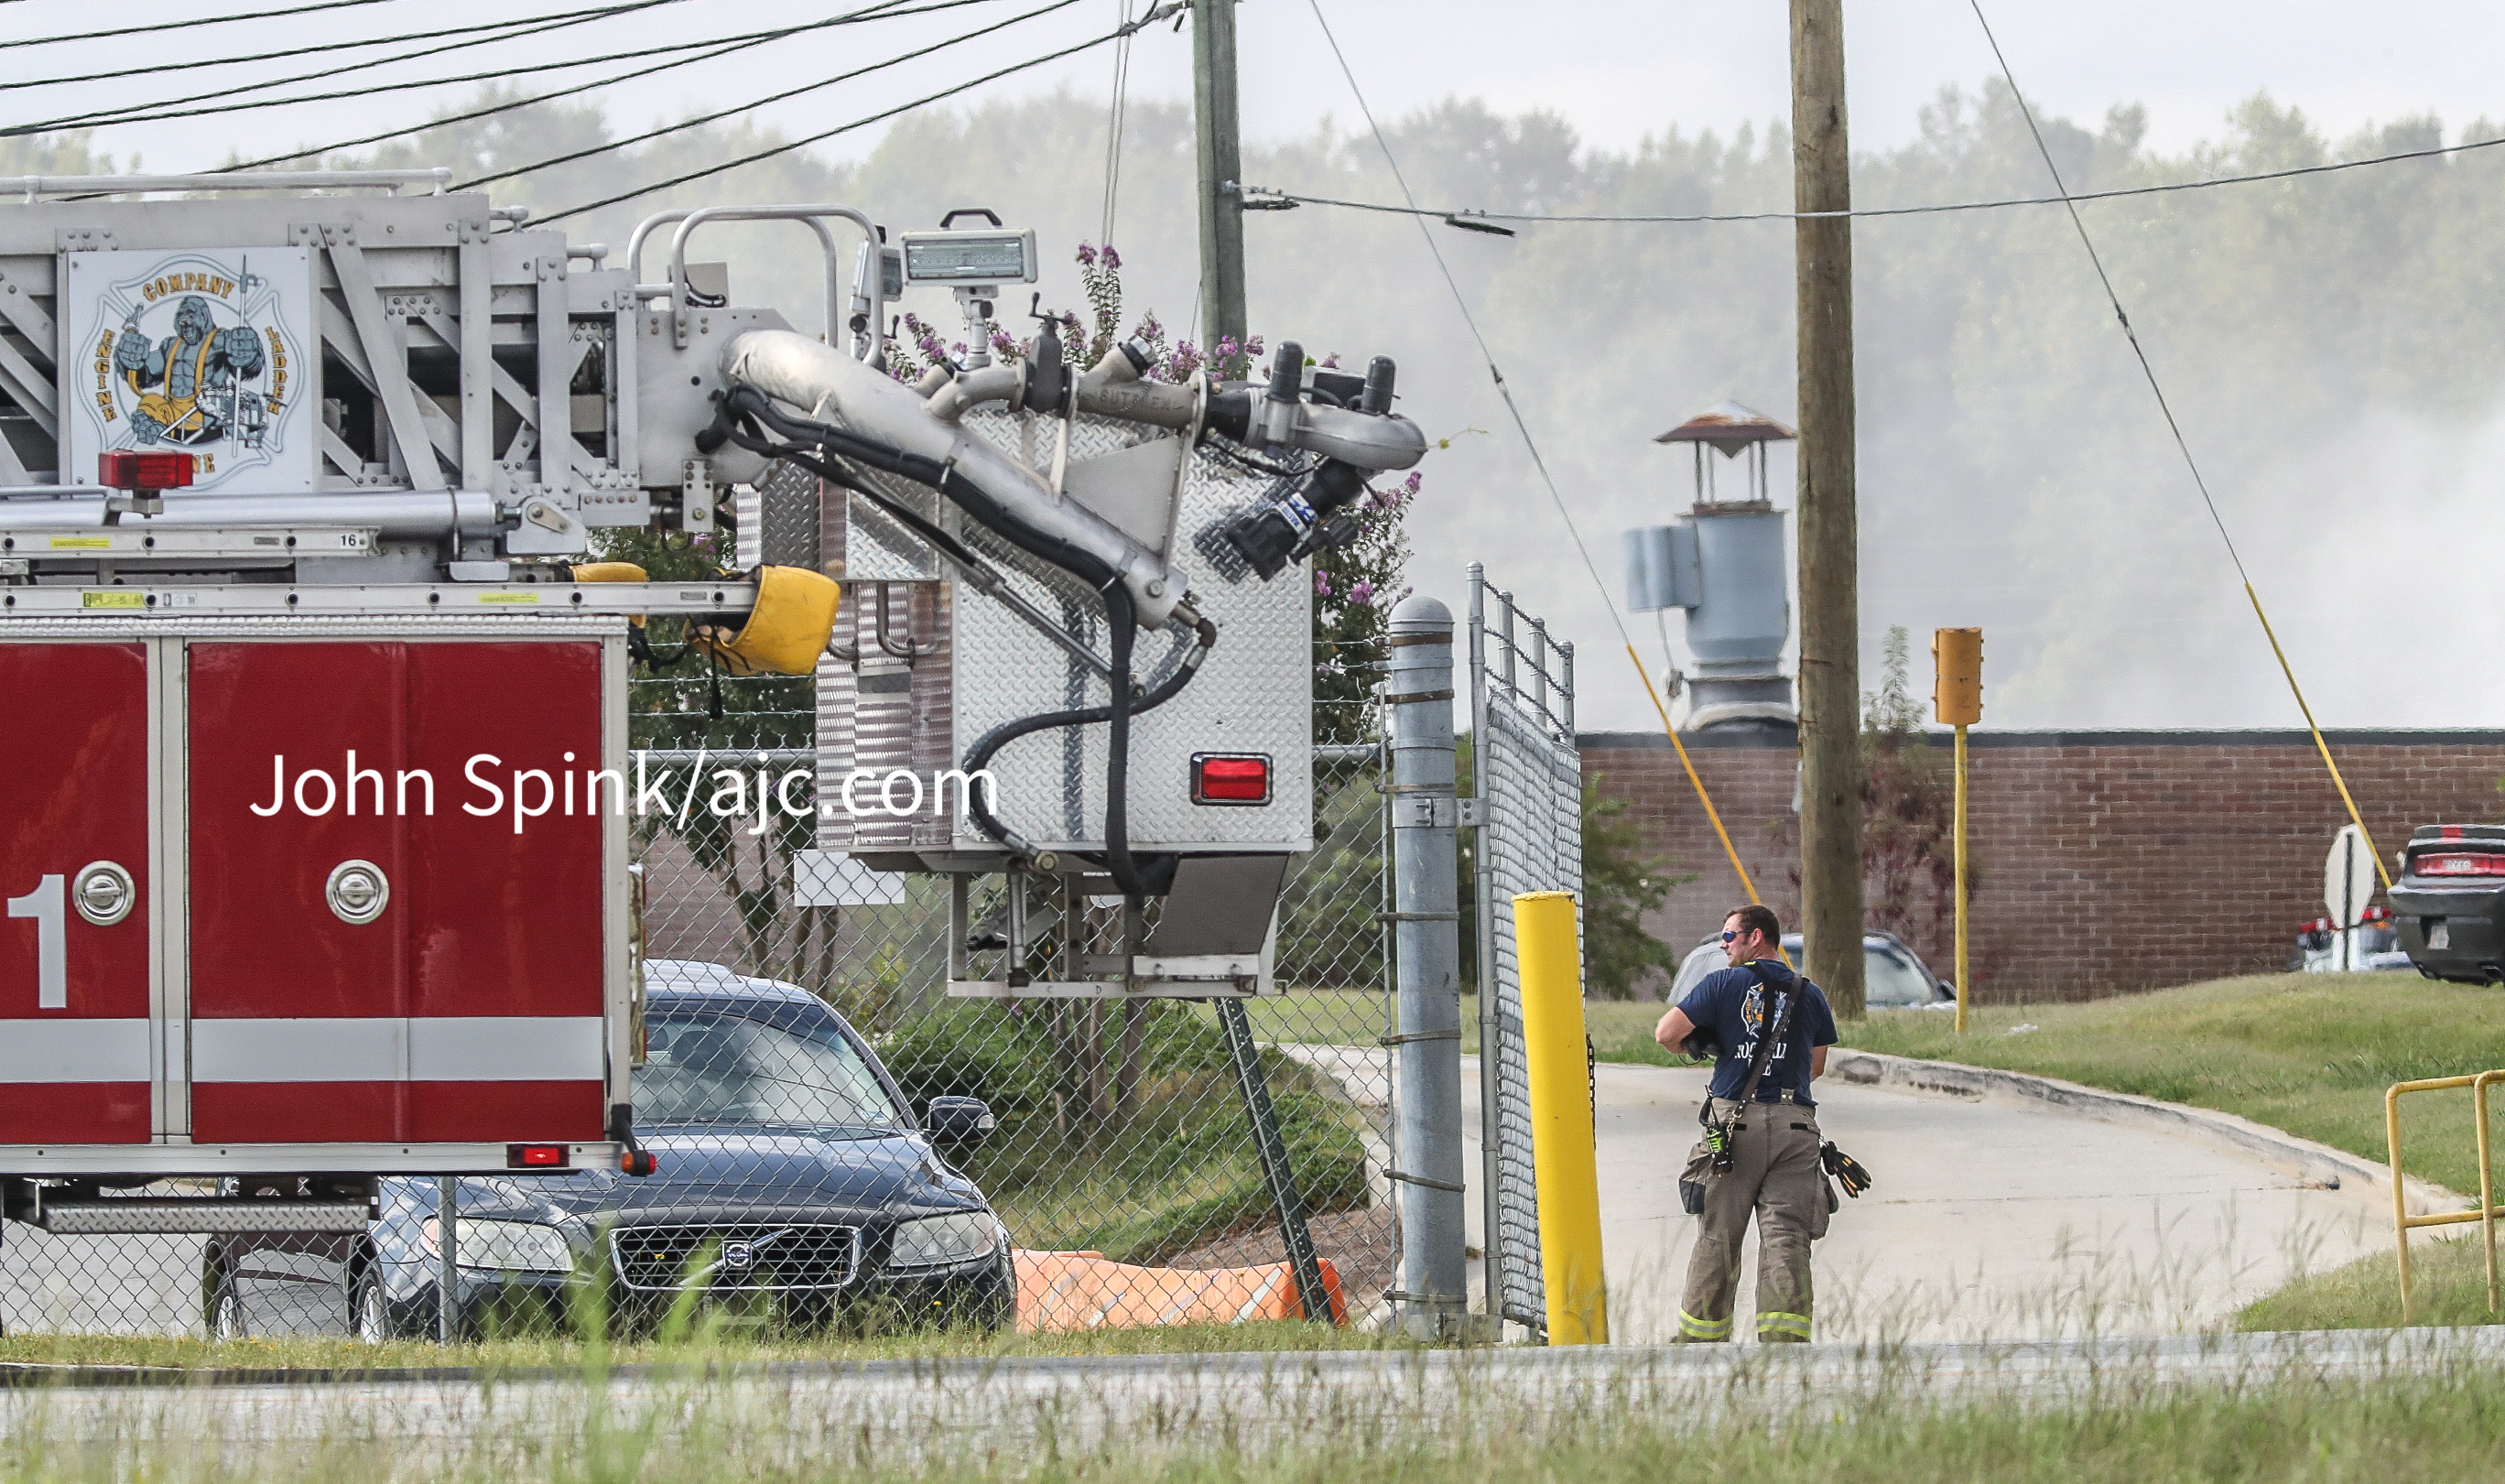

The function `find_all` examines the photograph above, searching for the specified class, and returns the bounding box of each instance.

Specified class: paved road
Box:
[1,1048,2394,1347]
[1289,1047,2391,1344]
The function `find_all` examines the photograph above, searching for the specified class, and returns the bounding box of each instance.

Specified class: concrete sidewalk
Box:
[1285,1045,2391,1344]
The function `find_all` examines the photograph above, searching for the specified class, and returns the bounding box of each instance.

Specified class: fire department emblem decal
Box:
[64,246,316,494]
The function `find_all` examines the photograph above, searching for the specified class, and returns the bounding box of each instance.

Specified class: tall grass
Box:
[7,1346,2505,1483]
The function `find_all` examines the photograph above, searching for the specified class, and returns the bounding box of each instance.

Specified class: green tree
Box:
[1580,774,1696,1000]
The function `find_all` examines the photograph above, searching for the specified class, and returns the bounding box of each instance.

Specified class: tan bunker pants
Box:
[1677,1097,1827,1343]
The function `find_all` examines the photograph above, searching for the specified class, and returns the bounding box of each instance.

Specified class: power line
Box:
[1099,0,1135,246]
[537,3,1180,224]
[457,0,1085,191]
[1963,0,2391,891]
[225,0,973,171]
[1303,0,1776,913]
[0,2,685,93]
[5,0,695,135]
[1,0,402,51]
[1232,128,2505,226]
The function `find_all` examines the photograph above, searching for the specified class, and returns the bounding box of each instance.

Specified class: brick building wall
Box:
[1579,731,2505,1002]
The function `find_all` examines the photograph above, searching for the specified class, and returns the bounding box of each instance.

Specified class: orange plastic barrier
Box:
[1012,1250,1348,1332]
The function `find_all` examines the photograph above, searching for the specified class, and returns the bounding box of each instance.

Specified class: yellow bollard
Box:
[1513,890,1608,1345]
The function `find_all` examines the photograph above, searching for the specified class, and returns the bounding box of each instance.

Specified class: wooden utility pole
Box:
[1791,0,1865,1016]
[1191,0,1247,348]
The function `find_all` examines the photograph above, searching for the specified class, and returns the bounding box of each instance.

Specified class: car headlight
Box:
[425,1217,574,1273]
[888,1212,1000,1271]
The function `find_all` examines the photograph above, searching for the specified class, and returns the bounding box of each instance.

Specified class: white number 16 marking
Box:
[7,875,65,1009]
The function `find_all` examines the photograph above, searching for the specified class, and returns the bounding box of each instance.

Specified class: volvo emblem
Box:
[720,1240,755,1272]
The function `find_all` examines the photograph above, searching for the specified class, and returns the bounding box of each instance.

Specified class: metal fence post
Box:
[1469,564,1505,1325]
[437,1174,458,1345]
[1386,594,1468,1338]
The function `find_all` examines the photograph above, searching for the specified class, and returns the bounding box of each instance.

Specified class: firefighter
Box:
[1652,904,1838,1344]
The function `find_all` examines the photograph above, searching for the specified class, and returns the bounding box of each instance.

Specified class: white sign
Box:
[63,247,315,494]
[2324,823,2376,928]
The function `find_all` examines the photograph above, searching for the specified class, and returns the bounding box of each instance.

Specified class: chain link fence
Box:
[1468,565,1585,1340]
[621,667,1402,1331]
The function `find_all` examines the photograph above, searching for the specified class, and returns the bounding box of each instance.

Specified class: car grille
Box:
[608,1223,861,1292]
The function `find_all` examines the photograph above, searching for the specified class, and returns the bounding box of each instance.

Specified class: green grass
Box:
[1835,972,2505,1197]
[2238,1232,2505,1332]
[13,1361,2505,1483]
[1220,990,1674,1063]
[877,1001,1370,1263]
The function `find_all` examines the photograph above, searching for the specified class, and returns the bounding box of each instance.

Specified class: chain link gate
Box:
[1466,564,1584,1340]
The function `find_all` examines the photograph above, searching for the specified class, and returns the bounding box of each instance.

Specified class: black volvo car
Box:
[2390,825,2505,983]
[203,961,1014,1339]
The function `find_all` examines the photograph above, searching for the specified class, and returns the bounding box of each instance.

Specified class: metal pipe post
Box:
[437,1174,458,1345]
[1388,593,1467,1338]
[1467,565,1506,1327]
[1954,723,1968,1034]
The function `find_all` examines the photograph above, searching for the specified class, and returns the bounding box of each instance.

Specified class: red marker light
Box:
[98,450,194,493]
[507,1143,569,1168]
[1192,753,1271,806]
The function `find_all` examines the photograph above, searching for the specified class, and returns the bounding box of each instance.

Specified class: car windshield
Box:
[636,1008,906,1137]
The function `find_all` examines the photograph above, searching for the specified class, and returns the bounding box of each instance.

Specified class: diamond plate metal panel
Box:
[815,397,1307,855]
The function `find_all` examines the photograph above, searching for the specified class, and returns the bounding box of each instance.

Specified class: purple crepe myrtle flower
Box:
[1349,580,1375,606]
[1100,244,1122,270]
[1314,570,1331,596]
[1076,243,1099,267]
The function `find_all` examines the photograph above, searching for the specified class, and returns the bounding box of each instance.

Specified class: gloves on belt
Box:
[1819,1141,1872,1198]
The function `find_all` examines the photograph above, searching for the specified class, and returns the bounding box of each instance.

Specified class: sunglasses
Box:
[1720,930,1740,943]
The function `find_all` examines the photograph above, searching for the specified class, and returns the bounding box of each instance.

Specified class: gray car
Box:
[1665,930,1955,1009]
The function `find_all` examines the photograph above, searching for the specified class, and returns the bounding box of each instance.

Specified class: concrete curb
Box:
[1826,1048,2469,1219]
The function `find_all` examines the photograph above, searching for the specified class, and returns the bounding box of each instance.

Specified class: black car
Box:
[203,961,1014,1340]
[2391,825,2505,983]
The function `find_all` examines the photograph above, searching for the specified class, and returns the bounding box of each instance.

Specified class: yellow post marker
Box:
[1933,629,1983,1034]
[1513,890,1607,1344]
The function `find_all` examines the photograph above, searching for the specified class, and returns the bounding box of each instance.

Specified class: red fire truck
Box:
[0,171,1425,1238]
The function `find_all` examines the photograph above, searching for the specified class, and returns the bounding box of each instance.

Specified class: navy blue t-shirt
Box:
[1675,958,1839,1107]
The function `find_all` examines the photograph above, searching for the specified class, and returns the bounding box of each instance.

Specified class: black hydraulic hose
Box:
[700,385,1223,885]
[1102,589,1140,899]
[958,612,1216,869]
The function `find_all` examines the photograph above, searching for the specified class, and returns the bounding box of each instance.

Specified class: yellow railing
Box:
[2384,1070,2505,1324]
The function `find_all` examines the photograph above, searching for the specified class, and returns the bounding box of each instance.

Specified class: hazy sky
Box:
[6,1,2496,181]
[12,1,2500,732]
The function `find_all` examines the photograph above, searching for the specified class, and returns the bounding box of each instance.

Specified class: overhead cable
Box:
[537,3,1182,224]
[0,3,685,92]
[1964,0,2390,888]
[458,0,1086,191]
[1099,0,1135,245]
[1301,0,1776,915]
[5,0,695,135]
[1231,129,2505,227]
[226,0,976,171]
[0,0,399,50]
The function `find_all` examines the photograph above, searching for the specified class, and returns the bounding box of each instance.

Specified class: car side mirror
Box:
[925,1096,995,1145]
